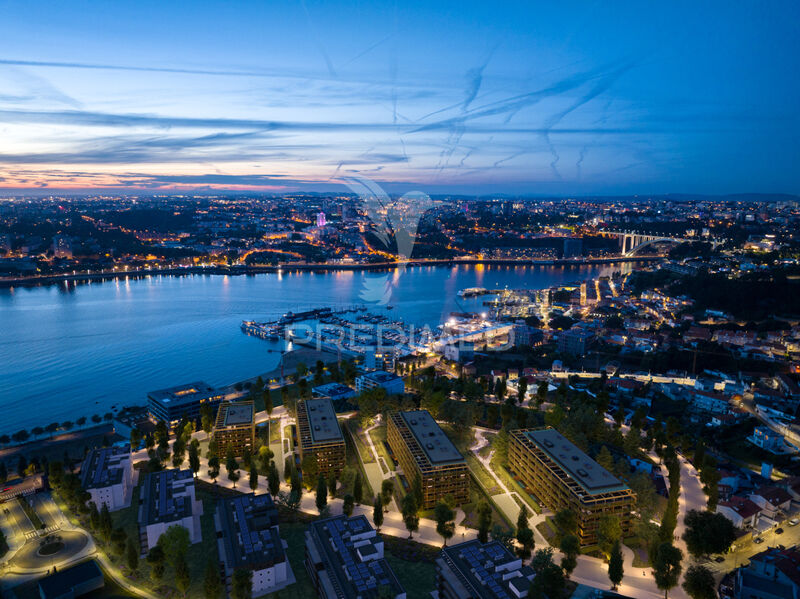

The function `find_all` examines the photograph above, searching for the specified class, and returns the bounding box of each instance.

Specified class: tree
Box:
[353,472,363,505]
[328,470,338,499]
[267,460,280,496]
[187,444,200,478]
[32,426,44,438]
[316,475,328,512]
[596,446,615,472]
[45,422,59,437]
[0,460,7,484]
[682,564,716,599]
[553,508,578,535]
[682,510,736,558]
[249,463,259,492]
[381,479,394,512]
[175,555,191,597]
[110,527,128,556]
[401,494,419,539]
[517,377,528,403]
[200,403,214,434]
[99,504,113,542]
[598,514,622,556]
[147,545,166,582]
[560,534,580,577]
[301,454,319,488]
[343,494,355,517]
[435,501,456,547]
[652,542,683,598]
[516,527,534,562]
[231,568,253,599]
[608,540,624,590]
[477,500,492,544]
[226,448,240,487]
[373,497,384,531]
[158,524,190,568]
[125,537,139,572]
[208,455,220,483]
[204,557,223,599]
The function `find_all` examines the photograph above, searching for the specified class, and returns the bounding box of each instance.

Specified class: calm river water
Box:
[0,263,637,433]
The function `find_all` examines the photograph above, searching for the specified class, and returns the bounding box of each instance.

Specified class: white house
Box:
[79,446,134,512]
[138,469,203,552]
[716,496,761,529]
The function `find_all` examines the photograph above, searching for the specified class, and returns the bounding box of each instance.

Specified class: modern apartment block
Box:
[305,515,406,599]
[215,493,295,597]
[138,469,203,552]
[436,539,536,599]
[296,398,346,477]
[509,428,636,546]
[387,410,469,509]
[79,446,134,512]
[147,381,225,425]
[355,370,405,395]
[212,400,255,457]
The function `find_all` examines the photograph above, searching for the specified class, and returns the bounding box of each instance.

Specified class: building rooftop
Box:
[38,559,103,599]
[440,540,529,599]
[308,515,404,599]
[360,371,401,384]
[400,410,463,465]
[525,428,627,494]
[140,469,195,526]
[147,381,219,406]
[79,446,129,490]
[220,401,254,426]
[304,398,343,443]
[312,382,356,398]
[217,493,285,571]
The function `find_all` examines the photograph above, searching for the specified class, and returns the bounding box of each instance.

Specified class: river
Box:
[0,262,638,433]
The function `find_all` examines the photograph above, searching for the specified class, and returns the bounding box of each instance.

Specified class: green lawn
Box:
[490,455,542,514]
[368,425,394,471]
[18,496,44,529]
[269,418,282,444]
[341,428,375,502]
[343,418,376,464]
[8,566,137,599]
[465,453,503,496]
[459,478,513,535]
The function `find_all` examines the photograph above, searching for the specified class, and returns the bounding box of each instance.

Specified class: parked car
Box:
[754,537,765,544]
[788,519,799,526]
[776,528,784,535]
[715,556,725,563]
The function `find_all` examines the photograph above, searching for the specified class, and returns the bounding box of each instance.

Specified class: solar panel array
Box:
[455,542,516,599]
[323,516,397,596]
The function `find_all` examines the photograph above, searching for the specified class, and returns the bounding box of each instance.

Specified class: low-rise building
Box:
[305,515,406,599]
[312,382,357,402]
[215,493,294,597]
[355,371,405,395]
[296,398,346,478]
[509,428,636,546]
[138,469,203,552]
[436,539,535,599]
[735,546,800,599]
[556,328,594,356]
[387,410,469,509]
[717,496,762,529]
[147,381,225,425]
[749,426,788,453]
[79,446,134,512]
[749,487,793,522]
[212,400,255,458]
[38,559,104,599]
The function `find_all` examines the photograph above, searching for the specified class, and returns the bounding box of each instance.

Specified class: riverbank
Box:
[0,255,662,289]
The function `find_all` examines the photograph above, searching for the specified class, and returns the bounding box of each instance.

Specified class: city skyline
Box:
[0,1,798,195]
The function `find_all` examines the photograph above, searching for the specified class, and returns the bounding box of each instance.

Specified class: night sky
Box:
[0,1,798,195]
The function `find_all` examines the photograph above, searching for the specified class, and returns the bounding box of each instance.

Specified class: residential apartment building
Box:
[735,546,800,599]
[355,371,405,395]
[296,398,346,478]
[386,410,469,509]
[212,400,255,457]
[79,446,134,512]
[436,539,536,599]
[509,428,636,546]
[215,493,294,597]
[304,515,405,599]
[138,469,203,552]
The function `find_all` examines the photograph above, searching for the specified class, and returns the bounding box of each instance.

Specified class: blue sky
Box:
[0,1,797,195]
